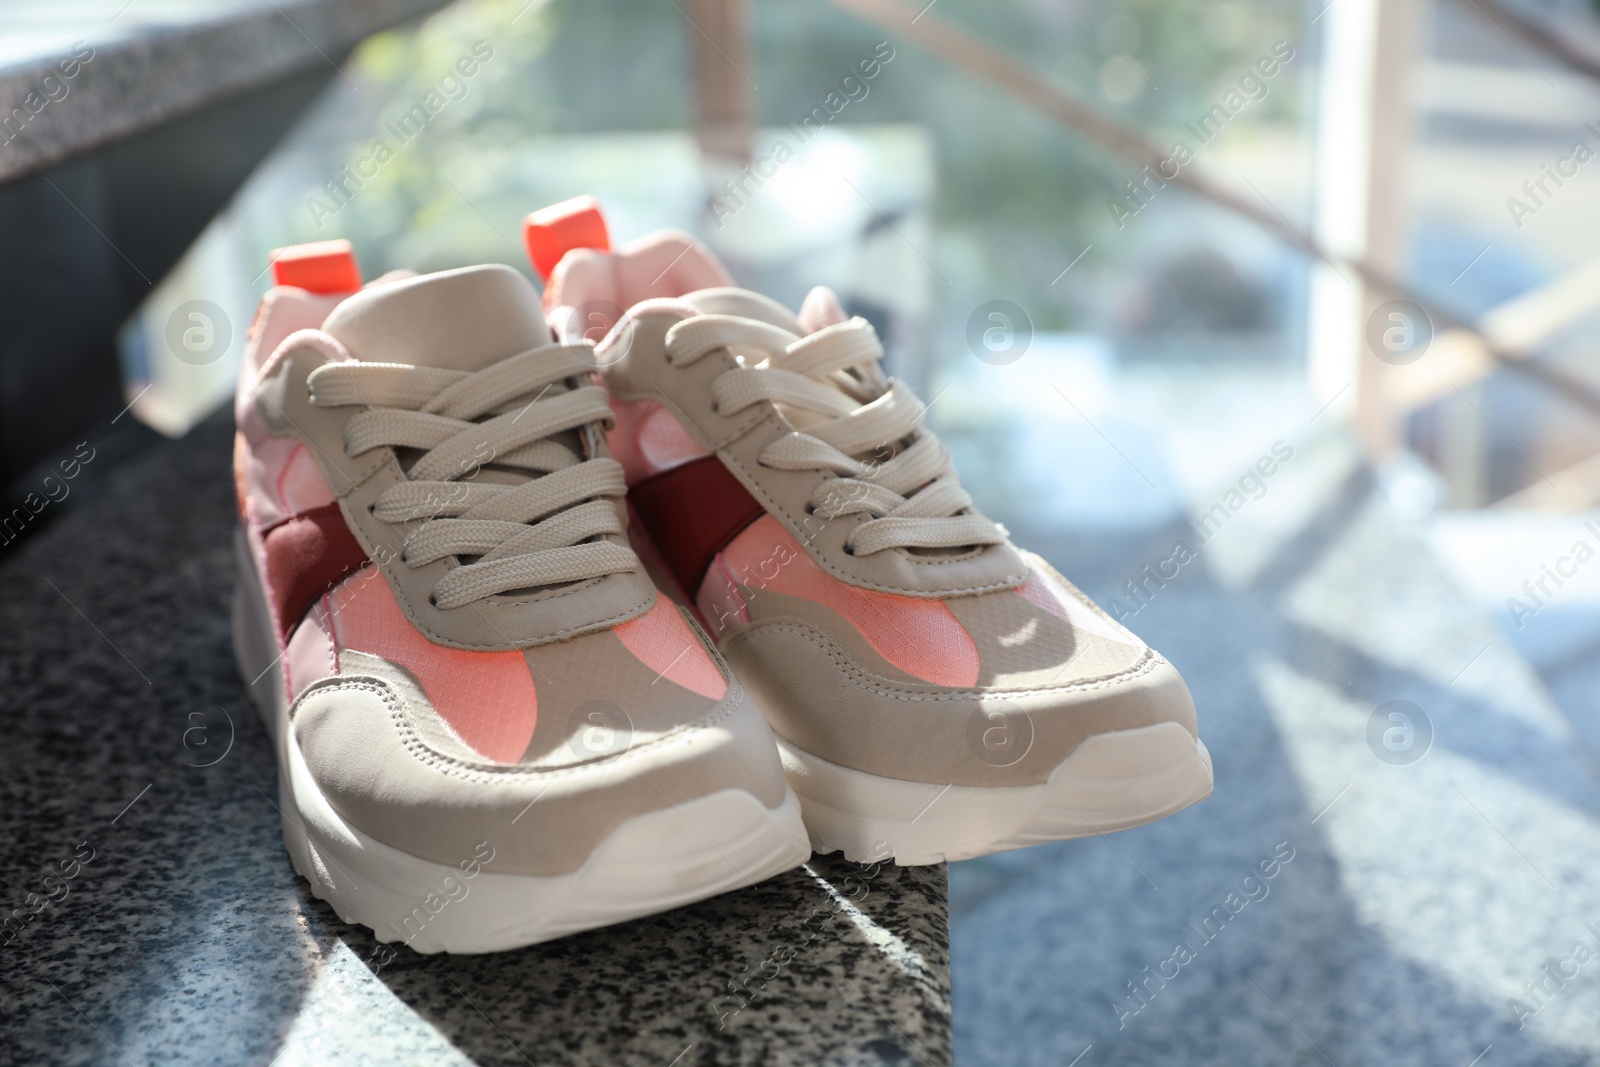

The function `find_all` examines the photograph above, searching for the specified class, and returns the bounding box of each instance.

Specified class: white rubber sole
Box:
[777,724,1214,866]
[230,530,811,953]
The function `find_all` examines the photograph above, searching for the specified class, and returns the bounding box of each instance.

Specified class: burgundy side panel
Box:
[262,503,369,640]
[630,456,765,597]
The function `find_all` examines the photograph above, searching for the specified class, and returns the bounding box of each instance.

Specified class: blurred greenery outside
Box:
[190,0,1310,527]
[125,0,1600,731]
[93,0,1347,529]
[265,0,1308,337]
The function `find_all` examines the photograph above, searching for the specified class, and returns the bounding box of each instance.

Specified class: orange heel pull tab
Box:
[523,195,610,282]
[270,240,361,293]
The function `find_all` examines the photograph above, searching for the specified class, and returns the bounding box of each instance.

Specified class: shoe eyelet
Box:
[842,544,856,556]
[710,401,721,415]
[427,594,438,607]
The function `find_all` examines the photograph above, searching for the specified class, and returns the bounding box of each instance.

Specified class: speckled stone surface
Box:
[0,0,445,182]
[0,408,951,1067]
[950,427,1600,1065]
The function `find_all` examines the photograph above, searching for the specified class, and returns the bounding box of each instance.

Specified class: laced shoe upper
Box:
[247,264,660,650]
[588,281,1028,600]
[306,345,636,608]
[540,228,1199,789]
[233,260,795,874]
[663,313,1007,558]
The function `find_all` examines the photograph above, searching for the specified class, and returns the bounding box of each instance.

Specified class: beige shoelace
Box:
[664,314,1005,557]
[308,343,637,609]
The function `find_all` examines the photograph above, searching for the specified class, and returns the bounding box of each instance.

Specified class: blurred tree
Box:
[280,0,1304,341]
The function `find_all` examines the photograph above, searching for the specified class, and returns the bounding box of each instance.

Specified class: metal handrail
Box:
[829,0,1600,420]
[1459,0,1600,89]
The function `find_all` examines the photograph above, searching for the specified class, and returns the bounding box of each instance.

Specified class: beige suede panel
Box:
[945,588,1145,690]
[334,651,491,767]
[253,337,656,649]
[292,665,788,876]
[733,588,929,686]
[517,604,724,769]
[717,553,1190,786]
[731,570,1144,691]
[336,599,727,774]
[721,619,1196,788]
[603,309,1027,598]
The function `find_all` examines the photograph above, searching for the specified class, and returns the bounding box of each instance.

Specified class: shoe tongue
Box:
[681,287,804,335]
[322,264,551,372]
[798,286,848,332]
[684,286,885,435]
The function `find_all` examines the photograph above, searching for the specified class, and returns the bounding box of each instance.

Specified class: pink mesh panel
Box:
[636,403,710,475]
[327,566,538,763]
[241,435,301,530]
[277,443,336,514]
[723,517,980,688]
[695,555,751,640]
[607,398,656,486]
[1019,565,1142,647]
[607,397,711,483]
[284,598,338,702]
[614,596,727,700]
[1017,570,1071,622]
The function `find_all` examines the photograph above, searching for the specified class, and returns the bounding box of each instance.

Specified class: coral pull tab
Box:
[270,240,361,293]
[523,195,611,282]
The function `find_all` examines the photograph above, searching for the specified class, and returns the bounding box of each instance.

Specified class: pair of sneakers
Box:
[231,196,1211,953]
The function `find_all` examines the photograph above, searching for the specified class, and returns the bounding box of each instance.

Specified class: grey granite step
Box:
[0,0,446,183]
[0,408,951,1067]
[950,426,1600,1066]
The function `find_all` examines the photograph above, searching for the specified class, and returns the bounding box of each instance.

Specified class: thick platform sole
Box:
[230,529,811,953]
[777,724,1213,866]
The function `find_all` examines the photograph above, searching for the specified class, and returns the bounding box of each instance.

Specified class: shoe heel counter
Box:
[235,287,349,434]
[234,284,353,529]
